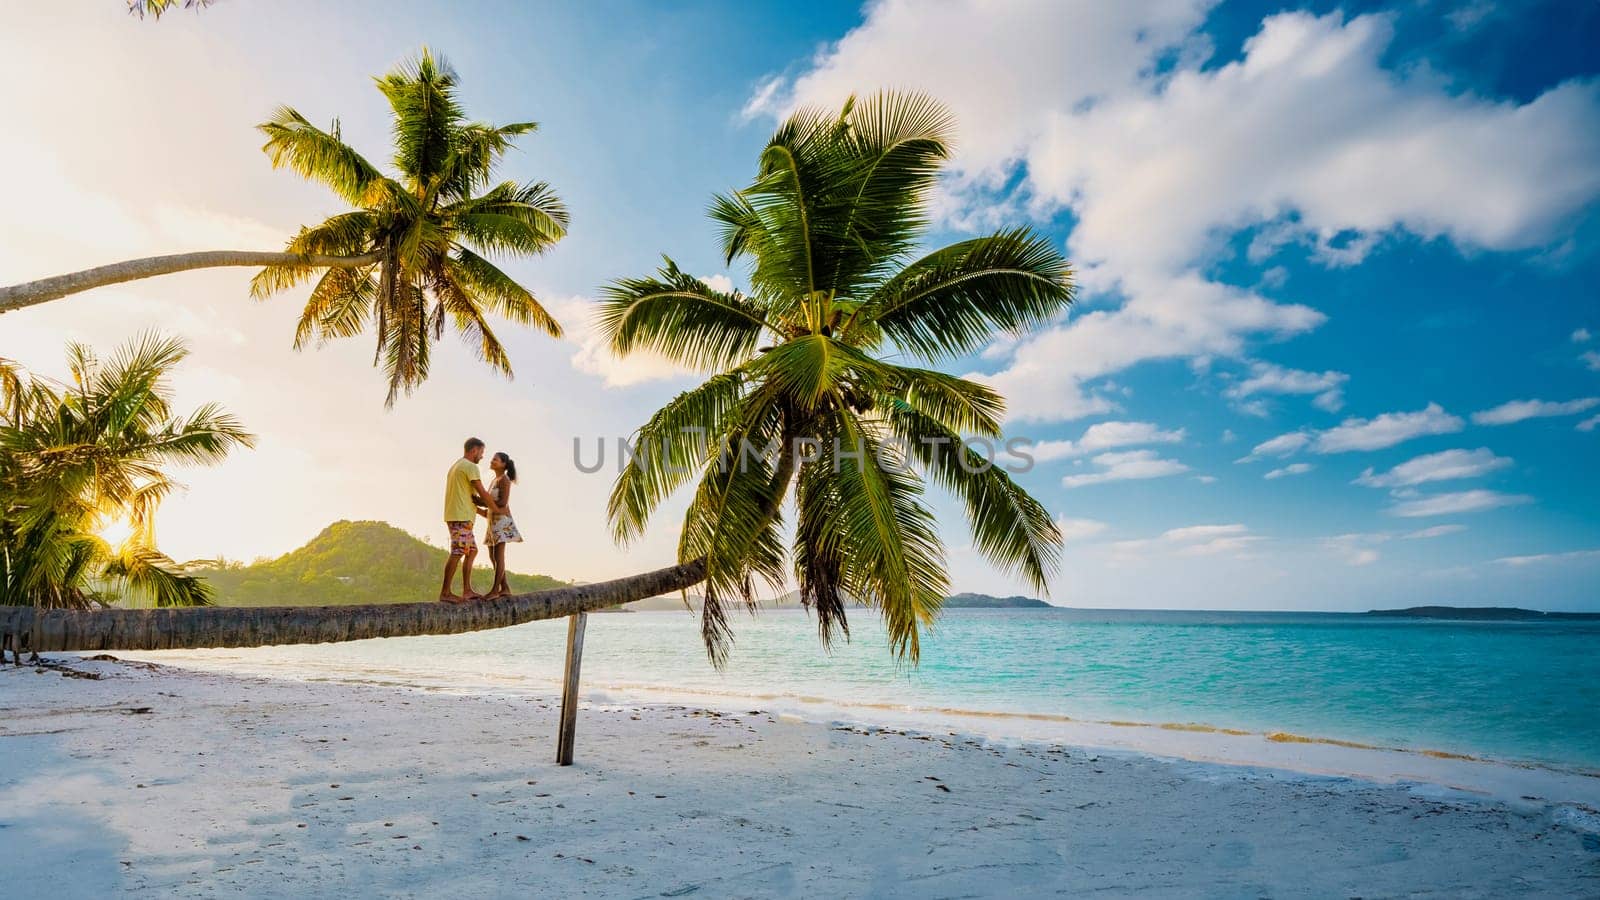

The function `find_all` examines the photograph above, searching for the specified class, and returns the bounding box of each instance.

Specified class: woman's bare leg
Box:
[488,544,508,598]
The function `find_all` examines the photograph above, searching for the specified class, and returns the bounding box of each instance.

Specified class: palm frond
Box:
[149,402,257,465]
[746,333,854,411]
[865,228,1073,360]
[441,121,539,201]
[888,403,1060,592]
[826,91,954,293]
[251,211,380,299]
[886,366,1004,437]
[793,427,852,648]
[375,47,464,183]
[678,402,791,666]
[450,250,562,337]
[608,370,752,543]
[450,181,570,256]
[598,259,774,371]
[824,411,946,661]
[104,543,213,607]
[293,266,376,349]
[728,103,850,302]
[258,108,382,207]
[380,281,434,407]
[0,358,23,423]
[128,0,213,20]
[434,269,513,376]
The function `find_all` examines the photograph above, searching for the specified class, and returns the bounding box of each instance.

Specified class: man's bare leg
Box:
[460,546,482,600]
[440,553,465,603]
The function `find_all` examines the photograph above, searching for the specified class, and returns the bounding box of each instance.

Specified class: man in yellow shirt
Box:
[440,437,502,603]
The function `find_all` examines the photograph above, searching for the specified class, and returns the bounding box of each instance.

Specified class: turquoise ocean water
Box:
[129,608,1600,771]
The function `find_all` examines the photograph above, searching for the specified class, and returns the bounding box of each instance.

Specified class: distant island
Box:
[192,520,568,607]
[942,592,1053,609]
[1364,606,1600,622]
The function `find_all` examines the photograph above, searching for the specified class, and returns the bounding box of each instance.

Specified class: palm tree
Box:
[600,92,1074,664]
[0,333,254,609]
[0,49,567,406]
[0,93,1072,672]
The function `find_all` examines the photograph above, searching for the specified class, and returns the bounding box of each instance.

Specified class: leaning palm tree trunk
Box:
[1,436,800,657]
[1,559,705,654]
[0,250,381,314]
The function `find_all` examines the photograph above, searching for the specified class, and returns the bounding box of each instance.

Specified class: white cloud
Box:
[1241,404,1464,461]
[756,7,1600,424]
[1321,532,1392,566]
[1062,449,1189,488]
[1110,523,1263,560]
[1584,351,1600,372]
[1164,524,1247,542]
[976,273,1321,422]
[1028,421,1185,462]
[1264,462,1314,480]
[1446,0,1496,31]
[1313,403,1464,453]
[1578,413,1600,433]
[1354,448,1511,488]
[1472,397,1600,425]
[1387,489,1532,518]
[1324,522,1466,563]
[1493,548,1600,567]
[1169,525,1261,557]
[1055,517,1110,543]
[1225,361,1348,414]
[1574,327,1592,343]
[1239,431,1312,461]
[1402,524,1467,539]
[1025,12,1600,269]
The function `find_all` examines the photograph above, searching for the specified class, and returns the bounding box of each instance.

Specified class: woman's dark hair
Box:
[494,451,518,483]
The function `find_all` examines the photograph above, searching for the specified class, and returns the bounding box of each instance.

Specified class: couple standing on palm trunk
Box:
[439,437,523,603]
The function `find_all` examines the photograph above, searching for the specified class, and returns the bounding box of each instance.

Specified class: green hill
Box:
[194,520,568,607]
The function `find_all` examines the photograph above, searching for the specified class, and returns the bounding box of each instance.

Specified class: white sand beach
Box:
[3,656,1598,898]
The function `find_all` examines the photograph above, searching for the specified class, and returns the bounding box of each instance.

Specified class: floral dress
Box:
[485,478,523,546]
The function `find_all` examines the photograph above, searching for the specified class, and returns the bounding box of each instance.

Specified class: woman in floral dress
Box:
[481,451,523,599]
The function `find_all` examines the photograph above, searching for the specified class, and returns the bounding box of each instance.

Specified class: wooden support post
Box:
[556,611,587,766]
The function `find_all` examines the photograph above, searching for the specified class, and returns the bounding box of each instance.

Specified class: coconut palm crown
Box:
[0,334,254,608]
[251,48,568,405]
[599,92,1074,665]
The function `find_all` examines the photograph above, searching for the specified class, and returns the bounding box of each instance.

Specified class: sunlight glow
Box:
[96,516,137,549]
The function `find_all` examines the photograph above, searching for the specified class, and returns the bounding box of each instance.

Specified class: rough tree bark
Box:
[0,250,382,314]
[0,559,706,654]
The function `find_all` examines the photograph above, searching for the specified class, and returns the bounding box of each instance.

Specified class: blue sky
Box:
[3,1,1597,610]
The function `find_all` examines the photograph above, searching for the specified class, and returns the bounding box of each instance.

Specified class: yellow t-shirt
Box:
[444,457,482,522]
